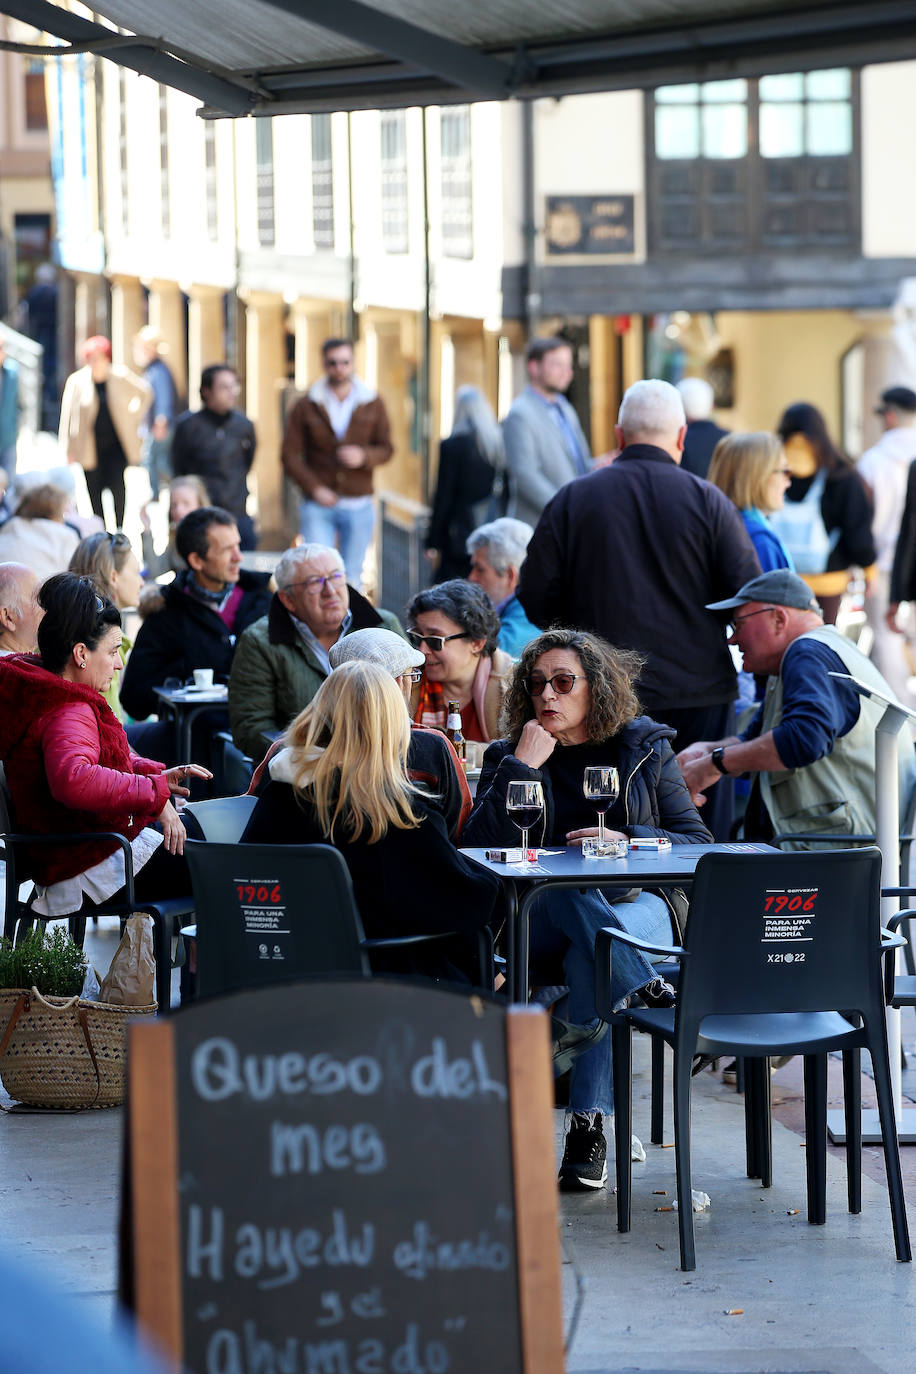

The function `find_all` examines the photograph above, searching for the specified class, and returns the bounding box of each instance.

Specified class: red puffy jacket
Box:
[0,654,170,884]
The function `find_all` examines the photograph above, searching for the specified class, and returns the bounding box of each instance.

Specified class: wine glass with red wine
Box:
[583,765,619,849]
[506,780,545,870]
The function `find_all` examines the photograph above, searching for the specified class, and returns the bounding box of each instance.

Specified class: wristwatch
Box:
[710,746,729,776]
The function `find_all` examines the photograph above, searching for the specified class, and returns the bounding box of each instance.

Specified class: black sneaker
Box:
[558,1112,608,1191]
[638,977,676,1009]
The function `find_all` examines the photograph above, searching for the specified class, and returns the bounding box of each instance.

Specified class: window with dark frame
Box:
[159,85,170,239]
[311,114,334,250]
[118,67,129,238]
[648,69,858,256]
[204,122,218,242]
[24,59,48,131]
[440,105,473,260]
[380,110,409,254]
[255,118,276,248]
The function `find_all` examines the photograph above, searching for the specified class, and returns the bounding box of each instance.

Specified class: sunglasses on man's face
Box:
[406,630,470,652]
[525,672,583,697]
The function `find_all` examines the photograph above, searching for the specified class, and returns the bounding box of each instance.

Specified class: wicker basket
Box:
[0,987,158,1109]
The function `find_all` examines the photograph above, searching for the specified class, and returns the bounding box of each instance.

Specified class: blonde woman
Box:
[241,661,498,970]
[69,531,143,720]
[708,432,794,574]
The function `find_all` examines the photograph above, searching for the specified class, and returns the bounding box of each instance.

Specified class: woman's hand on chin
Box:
[158,800,186,855]
[514,720,557,769]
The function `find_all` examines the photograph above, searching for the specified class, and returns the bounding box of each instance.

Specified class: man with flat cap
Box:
[677,568,916,847]
[859,384,916,703]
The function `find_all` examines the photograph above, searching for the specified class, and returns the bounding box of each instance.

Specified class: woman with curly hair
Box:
[462,627,711,1192]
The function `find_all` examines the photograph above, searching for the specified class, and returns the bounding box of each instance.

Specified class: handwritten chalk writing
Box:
[270,1121,386,1177]
[206,1321,451,1373]
[317,1289,386,1327]
[410,1039,507,1101]
[187,1207,375,1287]
[392,1224,510,1280]
[191,1039,383,1102]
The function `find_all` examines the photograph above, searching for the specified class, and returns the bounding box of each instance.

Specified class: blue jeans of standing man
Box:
[529,887,671,1117]
[299,496,375,590]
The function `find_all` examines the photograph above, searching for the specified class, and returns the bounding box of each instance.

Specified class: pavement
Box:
[1,916,915,1373]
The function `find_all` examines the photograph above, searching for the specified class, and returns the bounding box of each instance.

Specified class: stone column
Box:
[148,279,188,405]
[242,290,288,548]
[187,284,227,405]
[290,299,334,393]
[109,276,146,368]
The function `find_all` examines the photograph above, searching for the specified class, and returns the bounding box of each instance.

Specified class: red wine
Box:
[507,804,543,831]
[585,793,616,813]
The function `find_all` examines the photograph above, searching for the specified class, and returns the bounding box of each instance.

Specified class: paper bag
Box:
[98,914,157,1008]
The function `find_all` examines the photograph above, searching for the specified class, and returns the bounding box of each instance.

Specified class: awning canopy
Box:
[3,0,916,117]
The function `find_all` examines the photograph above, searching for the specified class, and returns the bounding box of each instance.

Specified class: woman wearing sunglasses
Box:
[406,579,513,749]
[462,627,711,1193]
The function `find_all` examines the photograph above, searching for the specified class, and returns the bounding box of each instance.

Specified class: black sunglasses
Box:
[525,672,583,697]
[407,630,470,652]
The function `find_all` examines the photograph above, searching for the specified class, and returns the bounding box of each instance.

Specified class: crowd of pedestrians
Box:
[2,324,916,1194]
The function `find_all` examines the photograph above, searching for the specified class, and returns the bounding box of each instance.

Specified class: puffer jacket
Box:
[0,654,170,884]
[120,568,272,720]
[228,588,405,760]
[462,716,712,849]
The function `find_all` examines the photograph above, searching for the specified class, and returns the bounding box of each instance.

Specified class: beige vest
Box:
[59,365,151,471]
[759,626,916,848]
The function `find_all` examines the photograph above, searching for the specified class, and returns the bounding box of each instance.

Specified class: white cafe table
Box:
[460,841,775,1003]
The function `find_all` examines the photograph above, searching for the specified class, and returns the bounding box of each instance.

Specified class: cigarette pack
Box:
[628,837,672,853]
[486,848,536,863]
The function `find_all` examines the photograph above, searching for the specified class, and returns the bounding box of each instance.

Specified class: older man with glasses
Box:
[228,542,405,761]
[676,568,916,847]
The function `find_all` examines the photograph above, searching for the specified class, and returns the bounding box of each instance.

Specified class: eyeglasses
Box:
[324,357,351,369]
[525,672,584,697]
[401,668,423,683]
[729,606,776,632]
[282,571,346,595]
[407,630,470,652]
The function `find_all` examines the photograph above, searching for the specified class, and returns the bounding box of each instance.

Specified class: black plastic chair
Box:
[0,768,193,1010]
[184,839,494,998]
[595,847,911,1271]
[214,731,254,795]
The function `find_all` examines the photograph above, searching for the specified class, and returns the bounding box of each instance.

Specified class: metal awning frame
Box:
[2,0,916,117]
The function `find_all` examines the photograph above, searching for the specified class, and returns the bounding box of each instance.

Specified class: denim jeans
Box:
[529,887,671,1117]
[143,435,172,501]
[299,497,375,589]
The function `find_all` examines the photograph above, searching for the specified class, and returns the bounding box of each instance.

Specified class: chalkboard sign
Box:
[125,979,564,1373]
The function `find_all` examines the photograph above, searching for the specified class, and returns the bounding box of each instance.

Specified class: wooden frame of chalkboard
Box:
[124,979,565,1373]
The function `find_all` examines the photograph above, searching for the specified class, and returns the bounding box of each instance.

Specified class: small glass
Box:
[505,780,545,870]
[583,765,620,849]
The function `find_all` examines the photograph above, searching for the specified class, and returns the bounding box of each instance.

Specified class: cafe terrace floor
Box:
[1,916,915,1373]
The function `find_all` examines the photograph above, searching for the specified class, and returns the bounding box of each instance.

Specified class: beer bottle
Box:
[445,700,467,768]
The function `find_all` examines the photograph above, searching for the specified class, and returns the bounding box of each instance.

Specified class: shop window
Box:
[380,110,409,254]
[311,114,334,250]
[440,106,473,260]
[648,70,858,255]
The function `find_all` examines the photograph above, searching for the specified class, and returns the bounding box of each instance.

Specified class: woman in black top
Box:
[425,386,505,581]
[463,628,711,1191]
[771,402,875,624]
[241,660,499,977]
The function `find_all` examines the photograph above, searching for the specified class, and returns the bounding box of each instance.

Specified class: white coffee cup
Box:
[193,668,214,690]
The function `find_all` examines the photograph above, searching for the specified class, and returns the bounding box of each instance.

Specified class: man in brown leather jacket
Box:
[281,338,393,591]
